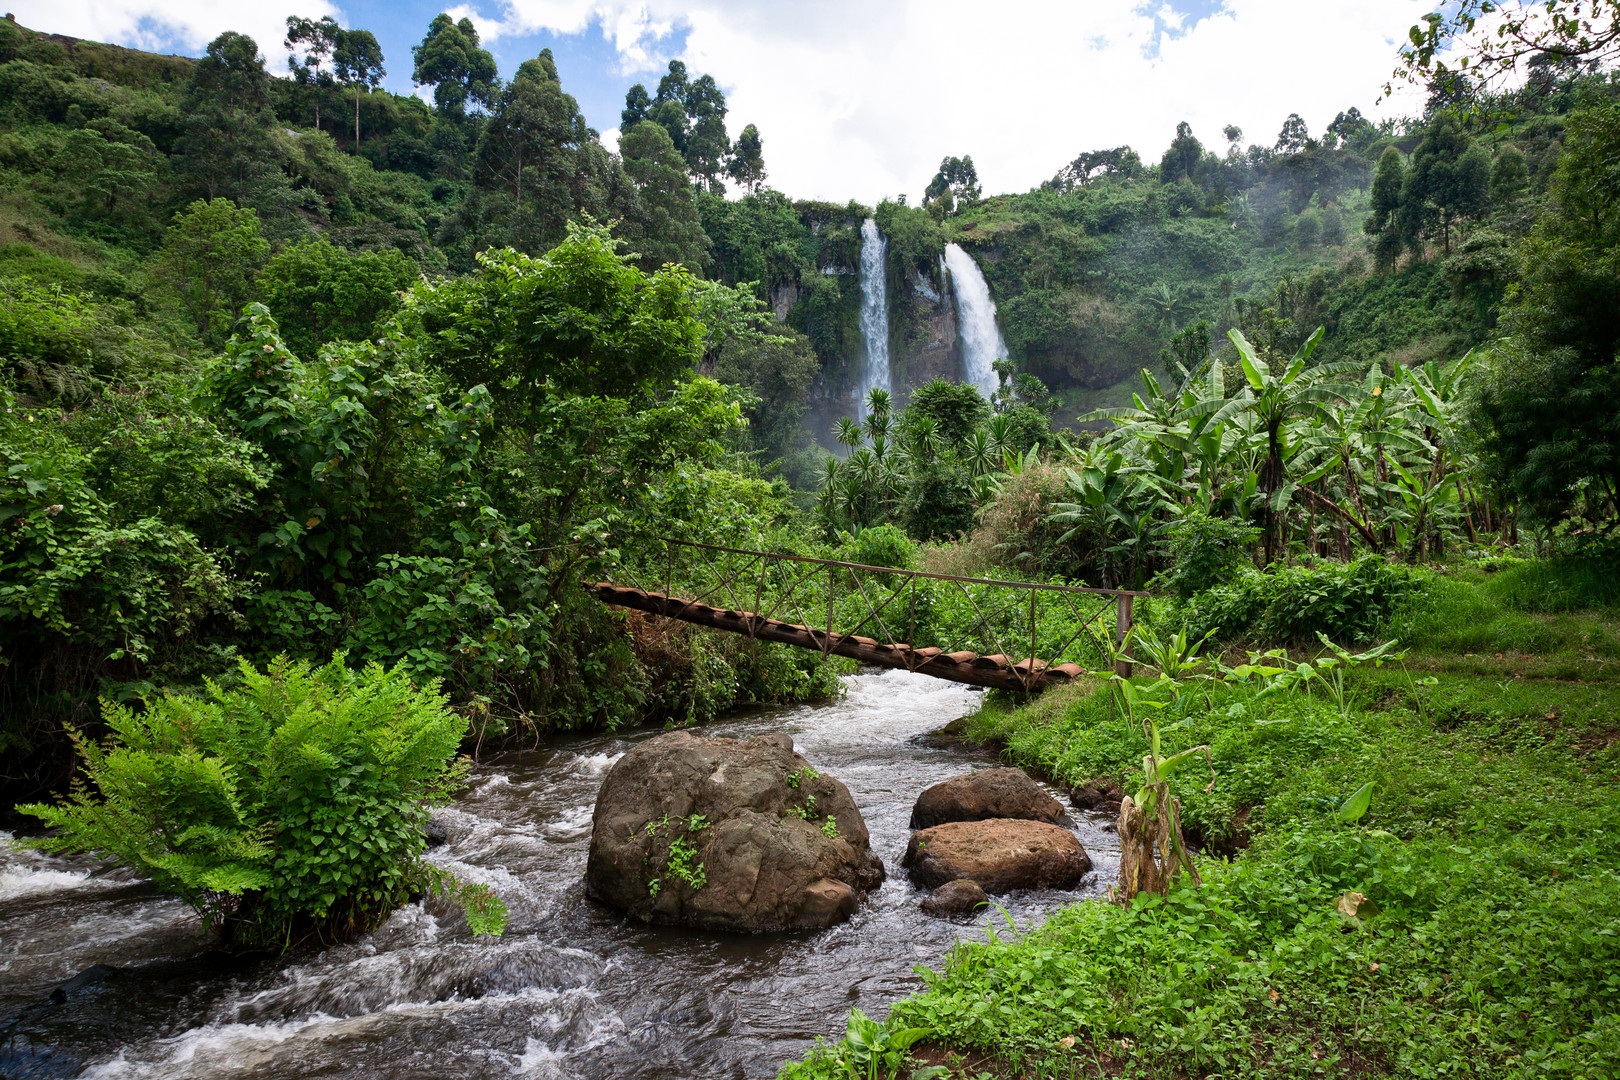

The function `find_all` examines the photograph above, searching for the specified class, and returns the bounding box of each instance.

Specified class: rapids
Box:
[1,670,1116,1080]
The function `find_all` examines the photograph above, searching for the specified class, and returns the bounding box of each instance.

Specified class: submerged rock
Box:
[909,767,1068,829]
[920,878,987,917]
[585,731,884,933]
[902,819,1091,893]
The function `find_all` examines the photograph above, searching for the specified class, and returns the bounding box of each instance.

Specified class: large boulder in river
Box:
[902,820,1091,893]
[908,767,1067,830]
[585,731,884,933]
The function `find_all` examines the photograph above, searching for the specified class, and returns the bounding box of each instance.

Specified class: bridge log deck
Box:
[591,583,1090,692]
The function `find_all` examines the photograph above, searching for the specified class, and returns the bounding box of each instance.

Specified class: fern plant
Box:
[17,654,504,947]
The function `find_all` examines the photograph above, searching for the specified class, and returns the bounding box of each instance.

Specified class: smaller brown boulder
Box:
[1070,781,1125,814]
[908,768,1067,830]
[903,820,1091,893]
[920,878,987,917]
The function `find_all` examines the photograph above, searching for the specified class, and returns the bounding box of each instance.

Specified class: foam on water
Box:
[570,752,621,777]
[0,832,122,901]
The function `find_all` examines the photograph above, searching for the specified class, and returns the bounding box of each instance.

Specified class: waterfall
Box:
[855,217,891,416]
[943,242,1007,400]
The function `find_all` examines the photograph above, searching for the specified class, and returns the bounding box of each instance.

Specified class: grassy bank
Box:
[781,568,1620,1079]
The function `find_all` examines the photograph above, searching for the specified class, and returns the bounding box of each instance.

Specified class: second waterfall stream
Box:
[944,242,1008,400]
[856,217,892,416]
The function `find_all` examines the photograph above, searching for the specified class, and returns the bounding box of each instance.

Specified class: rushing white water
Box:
[855,217,891,417]
[943,242,1007,400]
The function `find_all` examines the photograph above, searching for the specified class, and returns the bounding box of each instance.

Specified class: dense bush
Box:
[1156,512,1260,600]
[18,655,504,947]
[1176,557,1419,645]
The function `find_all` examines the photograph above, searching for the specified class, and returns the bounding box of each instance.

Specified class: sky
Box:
[10,0,1437,201]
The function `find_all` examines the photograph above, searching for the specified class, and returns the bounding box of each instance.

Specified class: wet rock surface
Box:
[919,878,987,917]
[585,731,884,932]
[909,767,1068,829]
[903,819,1092,893]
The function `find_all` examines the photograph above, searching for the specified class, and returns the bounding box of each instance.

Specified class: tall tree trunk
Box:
[1456,476,1478,541]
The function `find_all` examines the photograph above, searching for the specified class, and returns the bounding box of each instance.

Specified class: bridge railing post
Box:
[1114,593,1135,679]
[825,563,834,657]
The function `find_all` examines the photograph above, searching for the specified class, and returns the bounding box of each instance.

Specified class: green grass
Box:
[1389,569,1620,681]
[780,571,1620,1079]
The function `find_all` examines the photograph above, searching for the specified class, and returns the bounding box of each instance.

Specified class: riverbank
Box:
[780,581,1620,1079]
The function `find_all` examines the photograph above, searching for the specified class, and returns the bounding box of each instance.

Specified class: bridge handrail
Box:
[651,537,1149,598]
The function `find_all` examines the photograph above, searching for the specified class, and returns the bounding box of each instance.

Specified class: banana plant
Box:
[1206,328,1363,563]
[1131,714,1216,823]
[1048,447,1162,588]
[1113,691,1216,899]
[1389,455,1463,560]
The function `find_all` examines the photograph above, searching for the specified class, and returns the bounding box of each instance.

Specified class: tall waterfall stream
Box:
[943,244,1008,401]
[1,671,1117,1080]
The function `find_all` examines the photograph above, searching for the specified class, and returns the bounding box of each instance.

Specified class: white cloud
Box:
[483,0,1434,201]
[11,0,337,65]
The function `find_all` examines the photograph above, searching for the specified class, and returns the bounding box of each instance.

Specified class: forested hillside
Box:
[1,10,1600,445]
[2,6,1617,795]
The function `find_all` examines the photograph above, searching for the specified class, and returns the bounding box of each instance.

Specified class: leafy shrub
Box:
[17,654,504,947]
[256,238,418,358]
[1179,557,1418,645]
[899,461,976,541]
[1157,511,1259,599]
[0,383,263,790]
[836,524,916,570]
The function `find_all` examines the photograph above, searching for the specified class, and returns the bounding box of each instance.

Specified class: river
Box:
[1,669,1117,1080]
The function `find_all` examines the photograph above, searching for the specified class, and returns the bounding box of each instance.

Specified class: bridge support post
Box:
[1114,593,1135,679]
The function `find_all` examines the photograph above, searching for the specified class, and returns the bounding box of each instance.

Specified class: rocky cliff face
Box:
[893,262,961,392]
[795,253,962,443]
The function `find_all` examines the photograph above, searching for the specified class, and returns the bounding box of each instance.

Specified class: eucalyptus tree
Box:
[284,15,339,130]
[332,27,385,149]
[727,124,766,194]
[412,14,498,119]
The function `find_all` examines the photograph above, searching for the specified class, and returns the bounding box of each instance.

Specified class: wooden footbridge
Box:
[592,539,1144,692]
